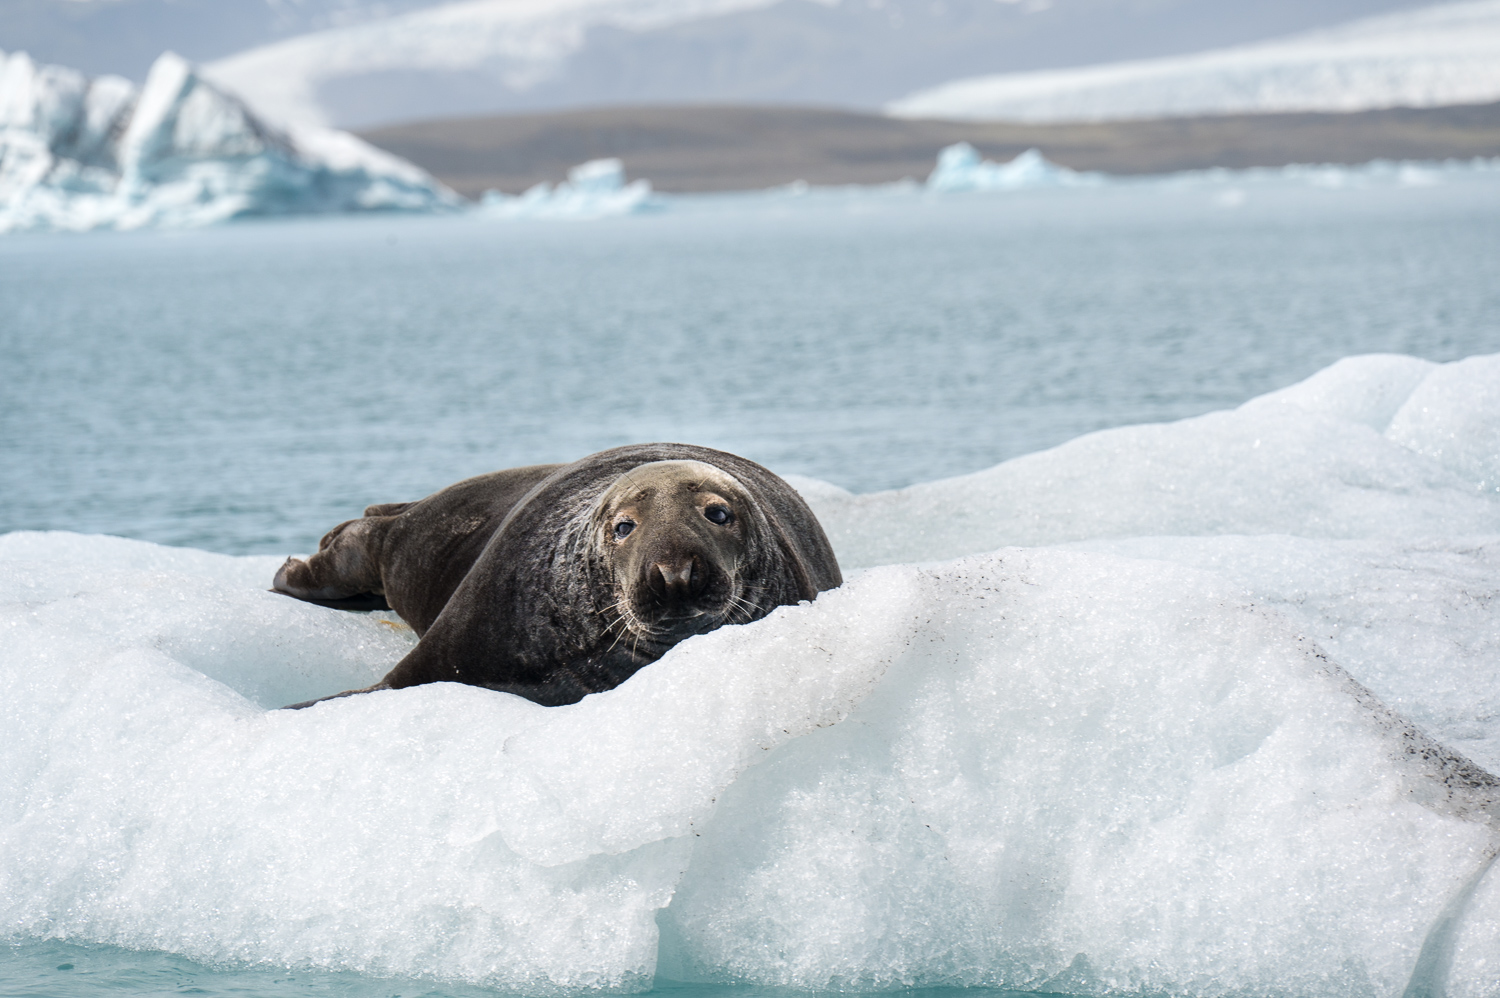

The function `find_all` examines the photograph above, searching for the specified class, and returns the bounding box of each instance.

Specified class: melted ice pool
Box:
[2,353,1499,998]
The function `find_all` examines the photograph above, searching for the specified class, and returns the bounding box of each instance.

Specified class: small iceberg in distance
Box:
[926,142,1099,192]
[1162,156,1498,192]
[922,141,1497,197]
[0,49,459,233]
[480,157,654,220]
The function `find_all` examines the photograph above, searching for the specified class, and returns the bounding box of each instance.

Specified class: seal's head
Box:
[592,460,766,647]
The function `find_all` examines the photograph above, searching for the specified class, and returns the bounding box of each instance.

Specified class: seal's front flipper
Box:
[270,589,391,612]
[282,682,392,710]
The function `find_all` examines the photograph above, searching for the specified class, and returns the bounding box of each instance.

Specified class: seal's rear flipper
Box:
[272,539,386,610]
[270,589,391,612]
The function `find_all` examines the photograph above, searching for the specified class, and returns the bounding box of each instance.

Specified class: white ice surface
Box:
[0,50,458,233]
[805,354,1500,568]
[889,0,1500,123]
[3,353,1500,995]
[480,157,654,220]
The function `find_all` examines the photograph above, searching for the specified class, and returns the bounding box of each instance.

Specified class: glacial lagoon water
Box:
[3,170,1498,553]
[2,170,1500,998]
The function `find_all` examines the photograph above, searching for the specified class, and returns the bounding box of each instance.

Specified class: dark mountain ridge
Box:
[359,100,1500,197]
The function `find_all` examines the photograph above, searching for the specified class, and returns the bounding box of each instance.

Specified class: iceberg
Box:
[2,354,1499,995]
[926,143,1097,192]
[480,157,654,220]
[0,49,459,233]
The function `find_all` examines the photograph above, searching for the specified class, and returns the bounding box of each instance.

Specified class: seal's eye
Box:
[704,505,733,526]
[613,520,635,540]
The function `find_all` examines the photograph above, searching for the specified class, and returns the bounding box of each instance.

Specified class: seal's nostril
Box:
[656,561,693,593]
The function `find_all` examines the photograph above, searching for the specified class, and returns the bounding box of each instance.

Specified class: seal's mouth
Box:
[609,570,765,651]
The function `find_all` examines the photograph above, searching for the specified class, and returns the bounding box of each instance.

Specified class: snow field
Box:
[1,353,1498,994]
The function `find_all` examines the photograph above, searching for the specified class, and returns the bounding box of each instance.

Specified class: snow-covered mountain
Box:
[0,49,458,232]
[204,0,779,127]
[185,0,1444,128]
[0,0,448,81]
[889,0,1500,122]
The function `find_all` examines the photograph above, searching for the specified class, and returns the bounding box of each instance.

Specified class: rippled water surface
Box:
[3,176,1498,554]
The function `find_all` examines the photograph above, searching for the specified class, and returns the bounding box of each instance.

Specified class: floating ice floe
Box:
[1158,155,1500,194]
[479,157,654,220]
[2,353,1499,995]
[716,149,1491,204]
[0,49,459,233]
[903,142,1491,199]
[925,142,1097,192]
[921,142,1499,198]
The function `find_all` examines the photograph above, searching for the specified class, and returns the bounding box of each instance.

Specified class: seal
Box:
[273,443,842,708]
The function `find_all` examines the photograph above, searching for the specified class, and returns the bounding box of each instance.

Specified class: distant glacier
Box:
[889,0,1500,122]
[0,49,459,233]
[188,0,1462,130]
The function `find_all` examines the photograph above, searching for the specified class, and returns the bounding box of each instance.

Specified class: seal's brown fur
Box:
[274,444,841,708]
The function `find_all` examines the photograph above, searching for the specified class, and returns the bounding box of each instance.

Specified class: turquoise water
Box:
[1,941,502,997]
[3,177,1498,554]
[2,942,1036,998]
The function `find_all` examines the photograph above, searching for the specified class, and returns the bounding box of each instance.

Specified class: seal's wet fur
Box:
[274,444,842,708]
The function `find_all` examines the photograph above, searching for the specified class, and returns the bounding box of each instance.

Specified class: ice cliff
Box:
[0,49,458,233]
[1,353,1499,995]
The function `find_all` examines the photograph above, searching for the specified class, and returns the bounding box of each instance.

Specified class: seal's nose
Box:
[655,558,695,596]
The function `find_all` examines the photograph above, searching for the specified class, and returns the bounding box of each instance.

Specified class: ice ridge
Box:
[0,49,459,233]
